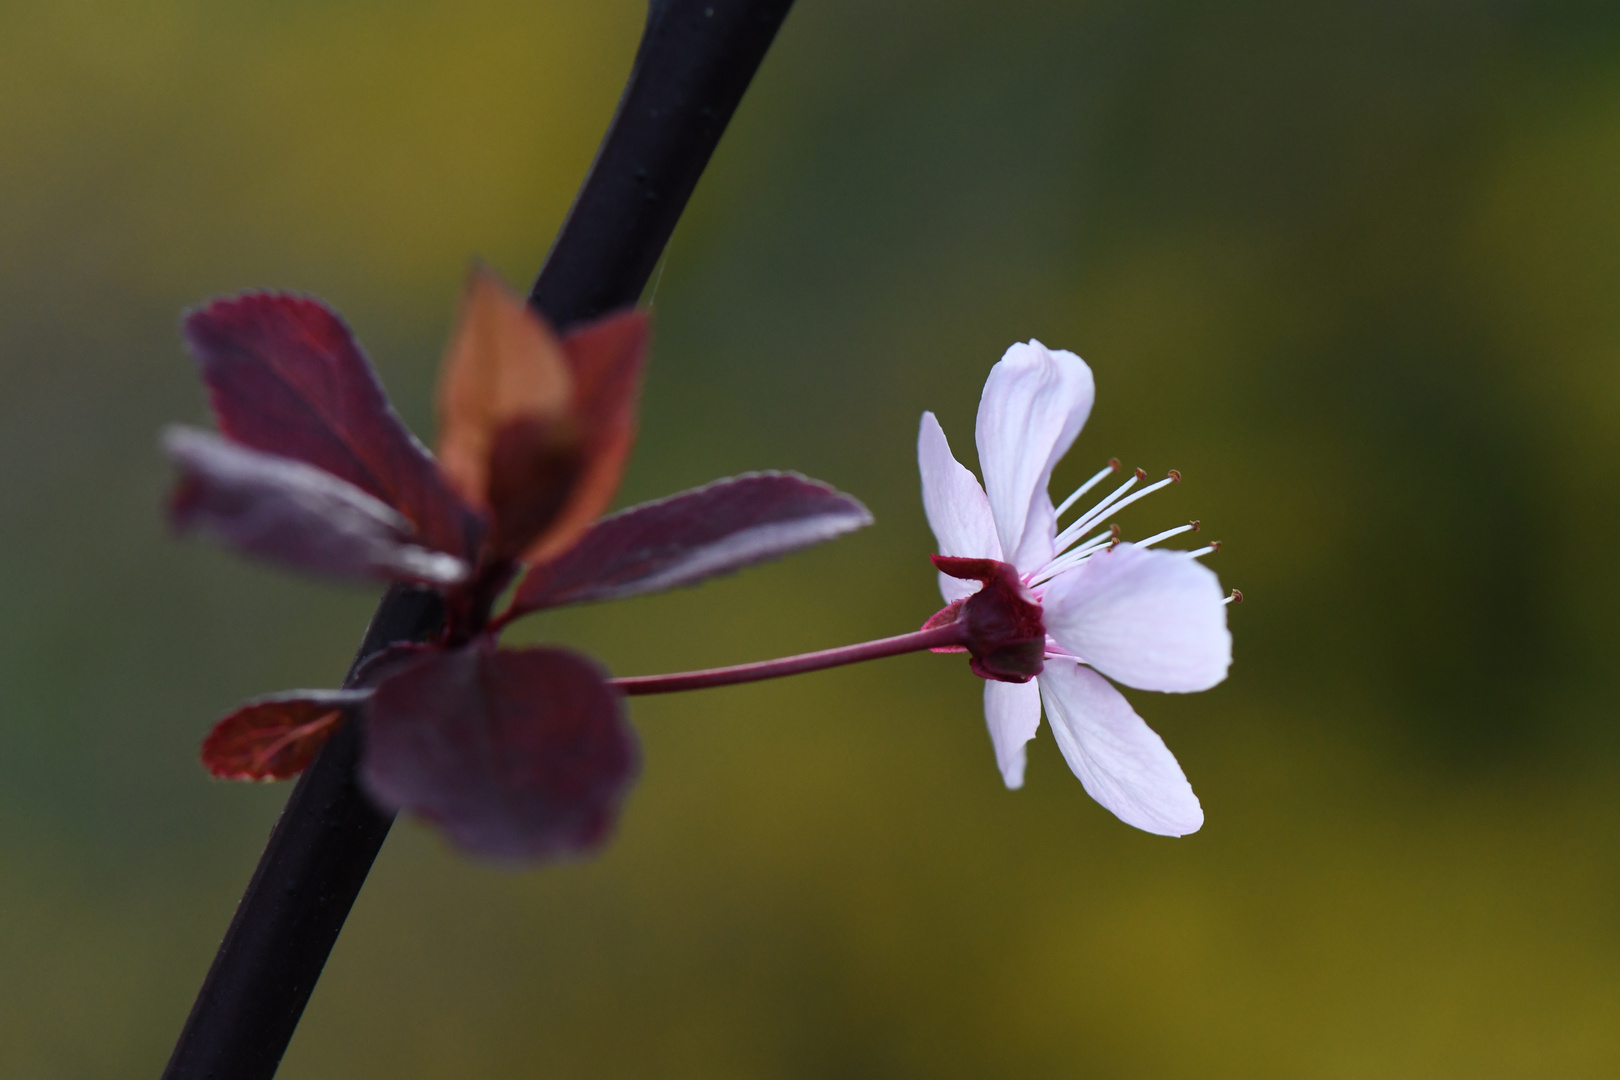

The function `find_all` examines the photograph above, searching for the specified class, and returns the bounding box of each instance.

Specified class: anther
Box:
[1168,469,1181,483]
[1189,519,1201,532]
[1225,588,1244,605]
[1133,467,1146,480]
[1210,540,1222,553]
[1108,523,1122,550]
[1108,457,1121,471]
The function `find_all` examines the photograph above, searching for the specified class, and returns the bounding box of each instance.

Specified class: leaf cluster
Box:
[169,269,871,860]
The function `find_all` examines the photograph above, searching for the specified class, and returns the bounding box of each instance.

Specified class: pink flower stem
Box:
[611,621,968,696]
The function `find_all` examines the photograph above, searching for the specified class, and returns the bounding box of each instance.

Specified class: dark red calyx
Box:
[930,556,1046,683]
[920,598,969,653]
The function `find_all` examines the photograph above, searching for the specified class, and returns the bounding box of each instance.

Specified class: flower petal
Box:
[1037,660,1202,836]
[974,341,1094,572]
[919,411,1001,602]
[984,678,1042,789]
[1042,543,1231,692]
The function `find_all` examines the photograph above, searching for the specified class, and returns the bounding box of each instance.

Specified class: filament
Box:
[1053,461,1120,519]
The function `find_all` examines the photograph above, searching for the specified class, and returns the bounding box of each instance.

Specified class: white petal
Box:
[1038,660,1203,836]
[1042,543,1231,692]
[974,342,1094,572]
[983,678,1042,789]
[919,411,1002,603]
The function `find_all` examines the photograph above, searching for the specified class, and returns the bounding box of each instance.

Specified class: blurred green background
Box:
[4,0,1620,1076]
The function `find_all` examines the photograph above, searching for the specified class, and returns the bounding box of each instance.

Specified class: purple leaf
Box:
[165,426,468,586]
[184,293,478,557]
[507,472,873,616]
[360,642,637,861]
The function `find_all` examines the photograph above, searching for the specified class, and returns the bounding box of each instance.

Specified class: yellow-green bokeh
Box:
[4,1,1620,1076]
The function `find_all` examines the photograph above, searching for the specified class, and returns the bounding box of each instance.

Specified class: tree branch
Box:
[531,0,796,328]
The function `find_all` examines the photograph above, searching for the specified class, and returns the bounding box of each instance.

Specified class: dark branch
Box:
[162,3,796,1077]
[161,586,441,1080]
[531,0,796,329]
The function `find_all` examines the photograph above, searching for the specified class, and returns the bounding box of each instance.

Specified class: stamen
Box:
[1055,472,1178,553]
[1052,473,1140,551]
[1137,521,1197,548]
[1067,532,1117,561]
[1029,528,1118,585]
[1040,512,1210,583]
[1053,460,1121,519]
[1029,545,1098,585]
[1224,588,1244,605]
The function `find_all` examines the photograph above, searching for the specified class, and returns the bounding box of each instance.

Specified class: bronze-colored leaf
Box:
[435,266,573,512]
[520,309,650,565]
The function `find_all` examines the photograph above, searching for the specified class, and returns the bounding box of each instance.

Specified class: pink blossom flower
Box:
[919,342,1232,836]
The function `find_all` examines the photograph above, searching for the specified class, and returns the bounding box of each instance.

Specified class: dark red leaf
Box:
[483,415,584,561]
[349,641,439,688]
[507,472,873,617]
[185,292,478,557]
[360,642,637,861]
[201,690,369,780]
[931,556,1046,682]
[165,426,468,586]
